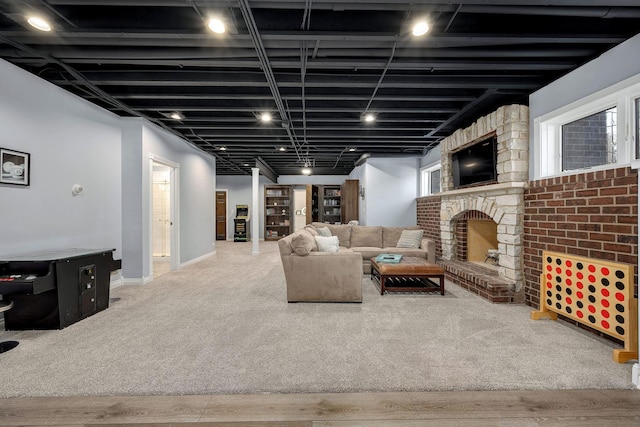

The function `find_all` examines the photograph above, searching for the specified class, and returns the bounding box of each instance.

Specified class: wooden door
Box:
[341,179,359,223]
[216,191,227,240]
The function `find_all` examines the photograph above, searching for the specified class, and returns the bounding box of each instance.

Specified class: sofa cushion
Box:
[382,226,420,248]
[396,229,424,248]
[315,235,340,252]
[304,225,319,236]
[291,231,317,256]
[351,247,387,260]
[382,247,428,258]
[323,224,352,248]
[350,225,382,248]
[316,227,331,237]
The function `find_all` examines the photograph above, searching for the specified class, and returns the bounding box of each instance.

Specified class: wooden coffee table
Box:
[371,257,445,295]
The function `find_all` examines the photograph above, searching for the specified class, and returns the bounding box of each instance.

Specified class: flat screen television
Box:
[452,135,497,189]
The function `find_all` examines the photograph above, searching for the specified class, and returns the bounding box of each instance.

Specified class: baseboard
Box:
[110,276,124,289]
[633,363,640,389]
[120,276,153,286]
[179,250,215,269]
[110,251,215,287]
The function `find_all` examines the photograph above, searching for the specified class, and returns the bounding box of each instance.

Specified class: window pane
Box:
[561,107,617,171]
[430,169,441,194]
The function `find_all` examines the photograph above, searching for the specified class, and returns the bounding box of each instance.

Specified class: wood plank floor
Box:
[1,389,639,426]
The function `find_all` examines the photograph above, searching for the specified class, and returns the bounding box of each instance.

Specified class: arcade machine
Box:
[234,204,250,242]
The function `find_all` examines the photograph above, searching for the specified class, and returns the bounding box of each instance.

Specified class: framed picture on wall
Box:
[1,147,30,186]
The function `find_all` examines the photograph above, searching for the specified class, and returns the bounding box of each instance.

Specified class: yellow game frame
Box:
[531,251,638,363]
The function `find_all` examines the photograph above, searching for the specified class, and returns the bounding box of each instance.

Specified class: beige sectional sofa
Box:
[277,223,435,302]
[311,223,435,274]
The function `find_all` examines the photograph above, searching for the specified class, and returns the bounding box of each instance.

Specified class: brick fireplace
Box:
[438,105,529,303]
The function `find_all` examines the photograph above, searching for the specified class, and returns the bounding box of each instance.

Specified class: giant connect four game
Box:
[531,251,638,363]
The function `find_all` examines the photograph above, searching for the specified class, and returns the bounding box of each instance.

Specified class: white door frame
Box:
[149,154,180,274]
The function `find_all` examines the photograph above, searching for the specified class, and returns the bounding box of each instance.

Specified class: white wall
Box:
[354,157,420,226]
[530,33,640,118]
[0,59,122,259]
[420,144,441,168]
[529,32,640,178]
[0,59,217,280]
[120,119,217,280]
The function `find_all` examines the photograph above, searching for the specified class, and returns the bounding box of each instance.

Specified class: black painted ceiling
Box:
[1,1,640,177]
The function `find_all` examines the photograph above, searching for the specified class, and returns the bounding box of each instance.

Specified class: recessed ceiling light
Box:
[207,17,225,34]
[301,168,311,175]
[260,112,272,122]
[243,163,250,167]
[169,112,184,120]
[412,21,429,37]
[348,147,356,152]
[219,146,227,151]
[364,113,375,123]
[278,146,287,152]
[27,16,52,32]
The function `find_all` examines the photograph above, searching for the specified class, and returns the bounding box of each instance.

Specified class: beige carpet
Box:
[0,241,634,397]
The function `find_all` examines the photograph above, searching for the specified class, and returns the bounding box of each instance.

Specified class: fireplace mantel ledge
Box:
[439,182,528,197]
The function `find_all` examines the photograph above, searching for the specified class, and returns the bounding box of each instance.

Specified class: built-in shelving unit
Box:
[264,185,293,241]
[321,185,342,224]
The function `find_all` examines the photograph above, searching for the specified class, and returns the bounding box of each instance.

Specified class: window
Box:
[420,164,441,196]
[635,98,640,159]
[561,107,616,171]
[535,74,640,179]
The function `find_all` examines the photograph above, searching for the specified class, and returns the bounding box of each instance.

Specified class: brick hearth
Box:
[437,260,521,303]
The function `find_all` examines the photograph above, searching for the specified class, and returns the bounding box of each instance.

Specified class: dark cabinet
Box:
[0,248,119,330]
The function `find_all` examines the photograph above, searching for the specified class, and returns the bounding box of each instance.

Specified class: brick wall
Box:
[523,166,638,310]
[455,210,493,260]
[561,111,608,170]
[417,195,442,259]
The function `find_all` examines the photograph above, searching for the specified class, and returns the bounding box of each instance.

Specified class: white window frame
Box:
[534,73,640,179]
[420,163,441,196]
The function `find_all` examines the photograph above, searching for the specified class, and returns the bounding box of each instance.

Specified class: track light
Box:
[27,16,52,32]
[412,21,430,37]
[207,17,225,34]
[260,112,272,122]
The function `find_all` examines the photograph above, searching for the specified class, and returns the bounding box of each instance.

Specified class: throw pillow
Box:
[316,227,332,237]
[396,229,424,248]
[291,232,316,256]
[315,235,339,252]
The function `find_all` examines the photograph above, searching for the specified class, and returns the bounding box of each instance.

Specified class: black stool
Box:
[0,300,19,353]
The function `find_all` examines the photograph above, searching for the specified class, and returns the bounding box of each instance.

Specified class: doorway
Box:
[150,156,179,279]
[152,163,171,277]
[293,187,307,231]
[216,190,227,240]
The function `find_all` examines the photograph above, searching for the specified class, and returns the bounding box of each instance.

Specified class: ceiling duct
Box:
[354,153,371,167]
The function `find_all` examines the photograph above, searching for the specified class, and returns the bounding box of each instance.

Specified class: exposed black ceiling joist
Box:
[1,1,639,176]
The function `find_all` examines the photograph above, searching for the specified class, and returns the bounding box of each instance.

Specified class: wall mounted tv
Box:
[452,134,497,189]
